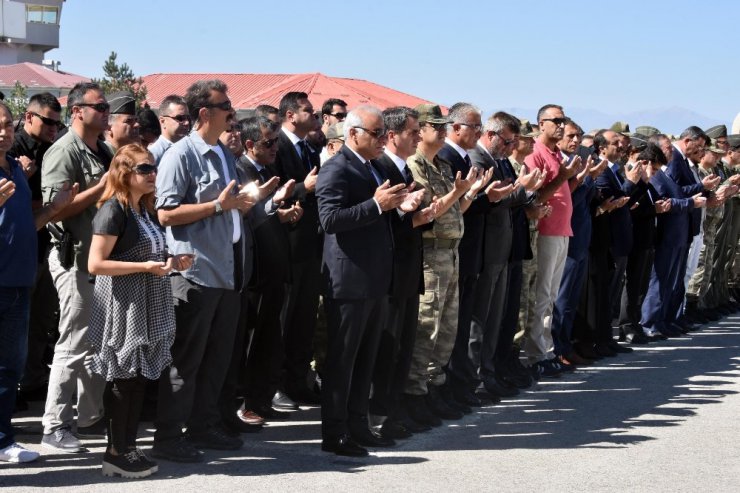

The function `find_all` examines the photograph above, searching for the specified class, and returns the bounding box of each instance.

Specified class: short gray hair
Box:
[483,111,520,133]
[343,105,383,140]
[446,102,480,131]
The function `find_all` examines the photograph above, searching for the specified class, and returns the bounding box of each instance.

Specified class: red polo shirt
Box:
[524,139,573,237]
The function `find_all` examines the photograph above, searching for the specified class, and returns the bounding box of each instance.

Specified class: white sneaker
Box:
[0,442,40,463]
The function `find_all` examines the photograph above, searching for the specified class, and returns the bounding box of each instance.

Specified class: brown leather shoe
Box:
[564,351,594,366]
[237,409,266,426]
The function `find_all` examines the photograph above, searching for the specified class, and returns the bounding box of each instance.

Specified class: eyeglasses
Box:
[458,122,482,131]
[495,132,516,146]
[30,112,64,129]
[204,100,233,112]
[133,163,157,175]
[76,102,110,113]
[329,112,347,120]
[355,127,387,139]
[162,114,191,124]
[541,117,568,127]
[424,122,447,132]
[258,137,278,148]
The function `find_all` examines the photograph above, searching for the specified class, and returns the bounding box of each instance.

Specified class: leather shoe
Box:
[272,391,299,410]
[606,340,633,354]
[399,415,432,433]
[237,409,266,426]
[321,434,368,457]
[574,342,602,360]
[426,386,463,420]
[350,427,395,448]
[625,330,649,345]
[453,387,482,407]
[564,351,593,366]
[379,420,413,439]
[438,384,472,414]
[594,342,618,357]
[483,377,519,398]
[253,404,291,420]
[404,394,442,427]
[222,412,262,434]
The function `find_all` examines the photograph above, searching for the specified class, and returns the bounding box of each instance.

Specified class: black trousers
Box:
[321,297,387,439]
[281,259,321,392]
[495,260,523,365]
[243,283,286,409]
[574,249,613,343]
[104,375,148,453]
[445,273,479,389]
[218,284,252,418]
[619,248,654,327]
[369,294,419,418]
[155,276,240,442]
[471,262,508,384]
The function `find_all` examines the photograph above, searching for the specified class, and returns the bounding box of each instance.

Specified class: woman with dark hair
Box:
[87,143,192,478]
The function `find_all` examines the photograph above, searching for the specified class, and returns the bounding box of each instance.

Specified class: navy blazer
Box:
[373,153,424,298]
[665,148,704,239]
[649,169,694,247]
[316,146,393,299]
[267,129,322,263]
[595,164,645,257]
[567,175,596,261]
[437,143,489,275]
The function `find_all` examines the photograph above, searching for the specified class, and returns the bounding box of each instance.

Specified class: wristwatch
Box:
[213,199,224,216]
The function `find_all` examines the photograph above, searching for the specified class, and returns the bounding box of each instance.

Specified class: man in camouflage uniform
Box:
[715,134,740,311]
[402,104,481,427]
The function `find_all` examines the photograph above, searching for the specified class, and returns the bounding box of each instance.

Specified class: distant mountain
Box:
[497,106,728,135]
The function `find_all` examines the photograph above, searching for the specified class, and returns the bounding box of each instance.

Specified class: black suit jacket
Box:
[372,153,424,298]
[437,143,489,275]
[316,146,393,299]
[468,146,529,266]
[629,182,658,251]
[594,165,646,257]
[267,129,322,263]
[238,157,291,288]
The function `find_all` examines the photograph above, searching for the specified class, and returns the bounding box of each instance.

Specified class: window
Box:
[26,5,59,24]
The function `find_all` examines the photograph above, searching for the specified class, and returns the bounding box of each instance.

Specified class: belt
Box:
[422,238,460,249]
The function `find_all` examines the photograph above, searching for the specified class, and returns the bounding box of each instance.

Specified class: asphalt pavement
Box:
[2,317,740,492]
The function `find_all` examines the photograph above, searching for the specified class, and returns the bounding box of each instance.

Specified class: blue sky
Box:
[47,0,737,129]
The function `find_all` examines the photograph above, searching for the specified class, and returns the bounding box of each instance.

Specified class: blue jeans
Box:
[0,287,30,448]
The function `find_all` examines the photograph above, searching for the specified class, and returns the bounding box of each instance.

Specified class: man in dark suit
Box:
[316,105,421,457]
[593,129,647,353]
[469,111,537,399]
[268,92,323,405]
[641,142,707,337]
[665,127,720,332]
[369,106,436,439]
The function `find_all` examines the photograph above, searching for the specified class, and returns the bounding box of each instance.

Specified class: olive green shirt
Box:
[407,150,463,240]
[41,129,111,272]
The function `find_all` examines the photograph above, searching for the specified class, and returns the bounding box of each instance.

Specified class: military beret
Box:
[705,124,727,139]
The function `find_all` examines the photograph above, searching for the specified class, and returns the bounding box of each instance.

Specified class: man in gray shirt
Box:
[149,95,191,165]
[152,80,260,463]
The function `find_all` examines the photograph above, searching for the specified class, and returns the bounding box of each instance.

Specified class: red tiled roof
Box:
[141,72,439,111]
[0,62,90,88]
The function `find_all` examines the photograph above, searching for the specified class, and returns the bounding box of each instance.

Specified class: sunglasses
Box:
[542,117,568,127]
[458,122,482,131]
[162,114,191,123]
[133,163,157,175]
[258,137,278,148]
[356,127,387,139]
[330,112,347,120]
[495,132,516,146]
[205,100,233,111]
[76,102,110,113]
[30,112,64,129]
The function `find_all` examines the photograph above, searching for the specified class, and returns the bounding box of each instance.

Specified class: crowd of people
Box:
[2,79,740,477]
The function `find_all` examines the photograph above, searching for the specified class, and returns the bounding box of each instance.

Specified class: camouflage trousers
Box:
[404,247,459,396]
[729,200,740,289]
[514,228,538,347]
[707,201,732,308]
[688,213,721,307]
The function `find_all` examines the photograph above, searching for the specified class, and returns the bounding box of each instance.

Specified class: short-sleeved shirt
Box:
[407,150,464,240]
[93,198,162,255]
[41,129,112,272]
[1,156,37,287]
[524,140,573,237]
[149,135,173,166]
[155,131,243,290]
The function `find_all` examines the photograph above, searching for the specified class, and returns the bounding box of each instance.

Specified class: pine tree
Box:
[92,51,147,107]
[6,81,28,120]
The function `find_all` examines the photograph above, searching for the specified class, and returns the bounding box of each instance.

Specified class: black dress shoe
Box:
[425,387,463,420]
[594,342,618,357]
[670,322,691,334]
[606,340,633,353]
[659,327,682,338]
[483,377,519,398]
[379,420,413,439]
[574,342,602,360]
[151,437,204,463]
[272,391,299,410]
[453,387,482,407]
[350,427,395,448]
[399,415,432,433]
[253,404,291,420]
[321,434,368,457]
[221,412,263,434]
[701,308,722,321]
[403,394,442,427]
[438,384,472,414]
[625,330,649,345]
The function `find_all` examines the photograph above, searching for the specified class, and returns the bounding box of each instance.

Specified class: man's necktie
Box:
[367,162,382,186]
[403,165,413,185]
[299,141,312,172]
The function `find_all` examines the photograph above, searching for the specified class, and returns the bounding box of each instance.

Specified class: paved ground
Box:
[2,317,740,492]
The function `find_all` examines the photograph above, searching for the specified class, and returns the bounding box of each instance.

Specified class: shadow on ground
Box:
[2,318,739,487]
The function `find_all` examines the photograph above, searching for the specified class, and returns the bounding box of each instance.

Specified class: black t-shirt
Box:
[92,198,159,255]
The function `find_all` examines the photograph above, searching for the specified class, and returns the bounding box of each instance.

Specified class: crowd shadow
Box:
[2,319,740,488]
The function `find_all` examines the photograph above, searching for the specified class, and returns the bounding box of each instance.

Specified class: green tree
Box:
[6,81,28,119]
[92,51,147,107]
